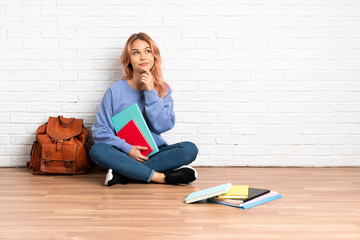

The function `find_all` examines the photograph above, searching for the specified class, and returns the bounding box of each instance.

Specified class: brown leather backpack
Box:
[28,116,91,175]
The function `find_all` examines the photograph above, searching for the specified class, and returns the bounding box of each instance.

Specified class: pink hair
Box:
[120,32,169,99]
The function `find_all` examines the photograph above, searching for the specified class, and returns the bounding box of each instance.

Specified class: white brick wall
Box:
[1,1,360,167]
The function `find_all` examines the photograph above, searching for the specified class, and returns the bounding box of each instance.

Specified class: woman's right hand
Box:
[128,146,149,163]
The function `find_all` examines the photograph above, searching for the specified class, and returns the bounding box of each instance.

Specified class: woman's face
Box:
[130,39,154,73]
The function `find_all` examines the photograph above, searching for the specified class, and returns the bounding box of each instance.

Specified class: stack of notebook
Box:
[111,103,159,157]
[184,182,281,209]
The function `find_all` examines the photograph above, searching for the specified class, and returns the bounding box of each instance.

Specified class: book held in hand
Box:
[185,183,232,204]
[111,103,159,156]
[116,119,153,157]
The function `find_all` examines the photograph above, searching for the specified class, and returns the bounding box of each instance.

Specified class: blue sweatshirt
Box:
[92,79,175,154]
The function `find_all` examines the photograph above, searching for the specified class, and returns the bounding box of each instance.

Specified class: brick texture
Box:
[1,2,360,167]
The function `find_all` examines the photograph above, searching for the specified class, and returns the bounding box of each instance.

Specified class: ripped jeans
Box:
[89,141,198,182]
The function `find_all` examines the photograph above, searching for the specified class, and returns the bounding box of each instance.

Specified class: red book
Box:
[116,119,153,157]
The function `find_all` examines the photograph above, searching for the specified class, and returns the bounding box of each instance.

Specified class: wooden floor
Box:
[1,167,360,240]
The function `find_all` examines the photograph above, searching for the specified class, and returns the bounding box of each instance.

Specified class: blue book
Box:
[208,191,281,209]
[110,103,159,157]
[241,192,281,209]
[185,183,232,204]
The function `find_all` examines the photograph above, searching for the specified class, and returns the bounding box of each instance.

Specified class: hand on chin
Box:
[139,66,150,73]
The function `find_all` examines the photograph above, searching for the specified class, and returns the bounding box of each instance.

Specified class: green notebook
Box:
[111,103,159,157]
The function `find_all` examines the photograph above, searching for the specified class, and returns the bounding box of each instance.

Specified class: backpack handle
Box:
[58,116,75,128]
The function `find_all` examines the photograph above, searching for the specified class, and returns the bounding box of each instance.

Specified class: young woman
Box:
[90,32,198,186]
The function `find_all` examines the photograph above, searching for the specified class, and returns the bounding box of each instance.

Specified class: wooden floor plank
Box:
[0,167,360,240]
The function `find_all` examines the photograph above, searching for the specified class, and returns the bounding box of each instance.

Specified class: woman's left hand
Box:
[140,69,155,91]
[128,146,149,163]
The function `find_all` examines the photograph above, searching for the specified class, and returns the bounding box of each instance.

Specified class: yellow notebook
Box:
[216,185,249,199]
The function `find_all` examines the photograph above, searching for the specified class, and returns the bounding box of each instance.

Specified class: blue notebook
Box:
[185,183,232,204]
[241,191,281,209]
[111,103,159,157]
